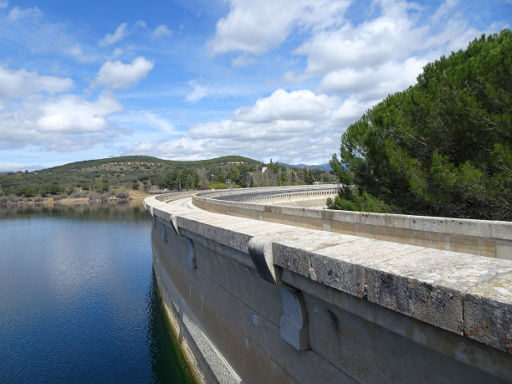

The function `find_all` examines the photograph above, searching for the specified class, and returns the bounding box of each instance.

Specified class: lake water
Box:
[0,206,195,384]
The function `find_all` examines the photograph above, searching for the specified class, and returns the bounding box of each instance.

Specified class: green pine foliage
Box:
[329,29,512,220]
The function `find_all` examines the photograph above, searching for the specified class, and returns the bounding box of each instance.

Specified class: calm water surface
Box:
[0,206,195,384]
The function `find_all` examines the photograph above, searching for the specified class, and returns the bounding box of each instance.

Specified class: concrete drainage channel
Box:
[145,185,512,384]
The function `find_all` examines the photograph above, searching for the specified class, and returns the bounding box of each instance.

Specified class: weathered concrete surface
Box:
[192,186,512,259]
[145,190,512,383]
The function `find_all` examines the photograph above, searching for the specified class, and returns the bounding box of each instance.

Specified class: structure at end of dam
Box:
[144,185,512,384]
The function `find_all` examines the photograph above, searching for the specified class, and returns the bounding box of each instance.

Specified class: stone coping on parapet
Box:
[195,184,339,202]
[144,194,512,355]
[194,185,512,241]
[190,186,512,259]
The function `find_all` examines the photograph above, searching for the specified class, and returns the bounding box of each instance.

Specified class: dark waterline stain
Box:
[0,206,195,384]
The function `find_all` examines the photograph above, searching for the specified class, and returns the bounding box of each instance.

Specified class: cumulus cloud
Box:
[152,24,172,38]
[0,93,122,151]
[0,66,73,104]
[282,0,487,108]
[93,56,154,89]
[209,0,350,54]
[1,0,503,167]
[294,2,427,77]
[99,22,128,47]
[209,0,488,127]
[332,96,374,127]
[37,93,122,133]
[131,89,348,164]
[231,89,339,123]
[318,57,427,100]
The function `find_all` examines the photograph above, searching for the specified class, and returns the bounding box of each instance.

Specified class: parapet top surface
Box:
[144,190,512,354]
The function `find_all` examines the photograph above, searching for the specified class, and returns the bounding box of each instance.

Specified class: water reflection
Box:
[146,274,195,384]
[0,206,194,383]
[0,203,149,222]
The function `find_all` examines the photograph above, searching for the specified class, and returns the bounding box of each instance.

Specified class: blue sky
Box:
[0,0,510,171]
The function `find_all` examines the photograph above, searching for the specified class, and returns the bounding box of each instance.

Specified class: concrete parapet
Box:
[145,191,512,383]
[193,186,512,259]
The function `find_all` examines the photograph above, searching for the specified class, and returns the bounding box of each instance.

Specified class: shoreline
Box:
[0,190,149,210]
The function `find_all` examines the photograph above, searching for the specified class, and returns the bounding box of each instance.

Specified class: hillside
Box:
[0,155,335,198]
[329,29,512,220]
[47,155,262,171]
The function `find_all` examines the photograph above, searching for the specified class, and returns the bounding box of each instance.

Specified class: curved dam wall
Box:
[144,187,512,384]
[194,186,512,259]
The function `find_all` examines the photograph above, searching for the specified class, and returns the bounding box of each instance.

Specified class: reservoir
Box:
[0,206,194,384]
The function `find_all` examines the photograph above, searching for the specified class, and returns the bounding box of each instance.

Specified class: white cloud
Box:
[231,89,339,123]
[278,0,490,109]
[0,93,122,151]
[111,110,177,134]
[111,47,124,58]
[37,93,122,133]
[131,89,349,164]
[332,96,375,127]
[184,80,264,102]
[153,24,172,38]
[209,0,488,123]
[7,6,42,21]
[93,56,154,89]
[318,57,427,100]
[132,137,210,160]
[0,1,8,9]
[295,2,427,77]
[66,44,98,63]
[209,0,350,54]
[186,82,208,102]
[99,22,128,47]
[432,0,458,23]
[132,1,506,164]
[0,66,73,104]
[231,55,255,67]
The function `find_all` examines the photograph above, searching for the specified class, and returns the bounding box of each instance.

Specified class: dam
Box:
[144,185,512,383]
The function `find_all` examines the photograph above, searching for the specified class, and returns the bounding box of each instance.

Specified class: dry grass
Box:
[0,190,149,209]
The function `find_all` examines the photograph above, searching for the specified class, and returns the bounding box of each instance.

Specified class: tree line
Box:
[329,29,512,220]
[0,156,335,197]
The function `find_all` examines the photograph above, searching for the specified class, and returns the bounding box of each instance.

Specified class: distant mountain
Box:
[0,155,264,196]
[280,162,332,171]
[46,155,263,171]
[1,155,337,197]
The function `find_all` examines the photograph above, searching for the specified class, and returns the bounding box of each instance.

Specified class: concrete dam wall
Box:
[144,186,512,384]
